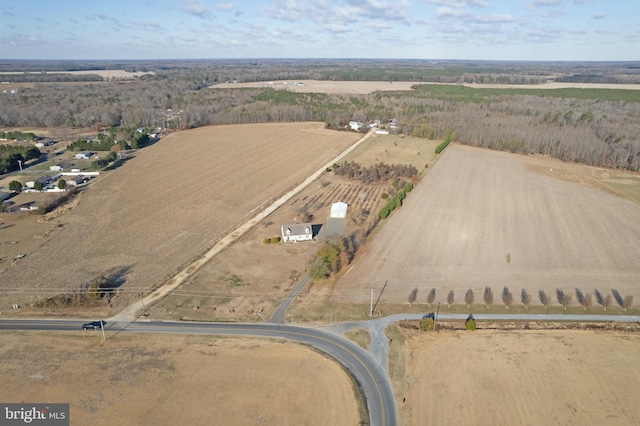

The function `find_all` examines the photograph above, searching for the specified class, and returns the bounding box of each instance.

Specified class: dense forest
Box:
[1,60,639,170]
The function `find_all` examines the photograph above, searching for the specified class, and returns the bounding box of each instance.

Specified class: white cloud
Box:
[214,3,235,11]
[180,0,211,19]
[473,14,514,23]
[527,0,561,9]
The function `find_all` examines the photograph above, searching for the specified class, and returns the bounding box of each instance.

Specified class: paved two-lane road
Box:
[0,319,396,426]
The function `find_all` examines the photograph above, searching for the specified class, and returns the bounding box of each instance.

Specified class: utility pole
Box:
[370,289,373,316]
[17,160,22,173]
[100,321,106,342]
[434,302,441,332]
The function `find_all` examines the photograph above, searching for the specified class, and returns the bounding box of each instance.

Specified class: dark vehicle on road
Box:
[82,320,106,330]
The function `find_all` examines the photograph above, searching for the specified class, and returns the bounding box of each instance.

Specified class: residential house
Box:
[25,176,53,188]
[66,175,85,187]
[281,223,313,243]
[349,121,363,131]
[74,151,94,160]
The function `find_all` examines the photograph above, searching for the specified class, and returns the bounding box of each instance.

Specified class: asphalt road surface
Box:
[0,319,396,426]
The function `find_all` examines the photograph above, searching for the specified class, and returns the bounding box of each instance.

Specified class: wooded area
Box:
[1,60,639,170]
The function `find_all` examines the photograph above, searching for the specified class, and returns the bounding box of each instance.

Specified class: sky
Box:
[0,0,638,61]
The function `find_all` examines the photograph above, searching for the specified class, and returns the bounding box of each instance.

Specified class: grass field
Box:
[0,122,360,312]
[0,332,359,426]
[399,329,640,426]
[333,143,640,308]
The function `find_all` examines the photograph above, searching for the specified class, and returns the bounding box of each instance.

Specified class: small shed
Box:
[281,223,313,243]
[330,202,348,218]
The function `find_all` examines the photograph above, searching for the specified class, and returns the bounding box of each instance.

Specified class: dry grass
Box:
[399,329,640,425]
[0,331,360,426]
[343,328,371,350]
[0,122,359,312]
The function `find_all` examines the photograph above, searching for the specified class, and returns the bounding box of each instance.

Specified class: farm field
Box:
[0,332,359,426]
[0,122,360,313]
[151,134,440,322]
[333,143,640,307]
[214,79,640,94]
[399,329,640,426]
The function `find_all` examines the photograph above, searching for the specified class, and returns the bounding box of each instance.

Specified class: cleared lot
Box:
[0,332,359,426]
[401,330,640,425]
[334,144,640,306]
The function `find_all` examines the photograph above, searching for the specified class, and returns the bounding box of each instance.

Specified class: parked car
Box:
[82,320,106,330]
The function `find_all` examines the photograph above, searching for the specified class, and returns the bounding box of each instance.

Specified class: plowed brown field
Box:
[0,122,359,310]
[401,330,640,426]
[0,332,359,426]
[335,144,640,306]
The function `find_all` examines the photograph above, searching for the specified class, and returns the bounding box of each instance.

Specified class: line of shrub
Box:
[435,134,451,154]
[378,182,415,219]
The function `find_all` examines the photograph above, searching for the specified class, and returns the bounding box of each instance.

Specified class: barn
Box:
[330,202,348,218]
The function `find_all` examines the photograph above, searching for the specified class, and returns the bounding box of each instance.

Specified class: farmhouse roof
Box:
[281,223,313,237]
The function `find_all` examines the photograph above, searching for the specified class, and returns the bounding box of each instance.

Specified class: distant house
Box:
[375,129,389,135]
[66,175,85,187]
[75,151,93,159]
[49,165,62,171]
[281,223,313,243]
[349,121,363,131]
[35,140,54,148]
[25,176,52,188]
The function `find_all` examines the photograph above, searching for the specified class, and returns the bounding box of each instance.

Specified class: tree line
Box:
[419,287,633,311]
[0,66,639,171]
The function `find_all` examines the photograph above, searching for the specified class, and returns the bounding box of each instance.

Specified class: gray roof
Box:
[281,223,313,237]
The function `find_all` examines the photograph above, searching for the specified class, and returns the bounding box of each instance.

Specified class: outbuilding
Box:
[330,202,348,218]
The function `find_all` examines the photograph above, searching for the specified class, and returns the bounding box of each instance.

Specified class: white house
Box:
[74,151,94,159]
[49,165,62,171]
[349,121,363,131]
[281,223,313,243]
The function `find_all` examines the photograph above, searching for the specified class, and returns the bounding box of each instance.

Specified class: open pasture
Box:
[0,122,359,311]
[334,144,640,307]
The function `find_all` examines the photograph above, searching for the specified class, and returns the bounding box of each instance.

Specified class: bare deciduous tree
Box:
[483,286,494,308]
[465,289,475,308]
[521,289,531,310]
[502,287,513,309]
[447,290,454,308]
[595,289,612,311]
[539,290,550,309]
[408,288,418,307]
[556,288,572,310]
[623,295,633,311]
[427,288,436,307]
[582,293,593,310]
